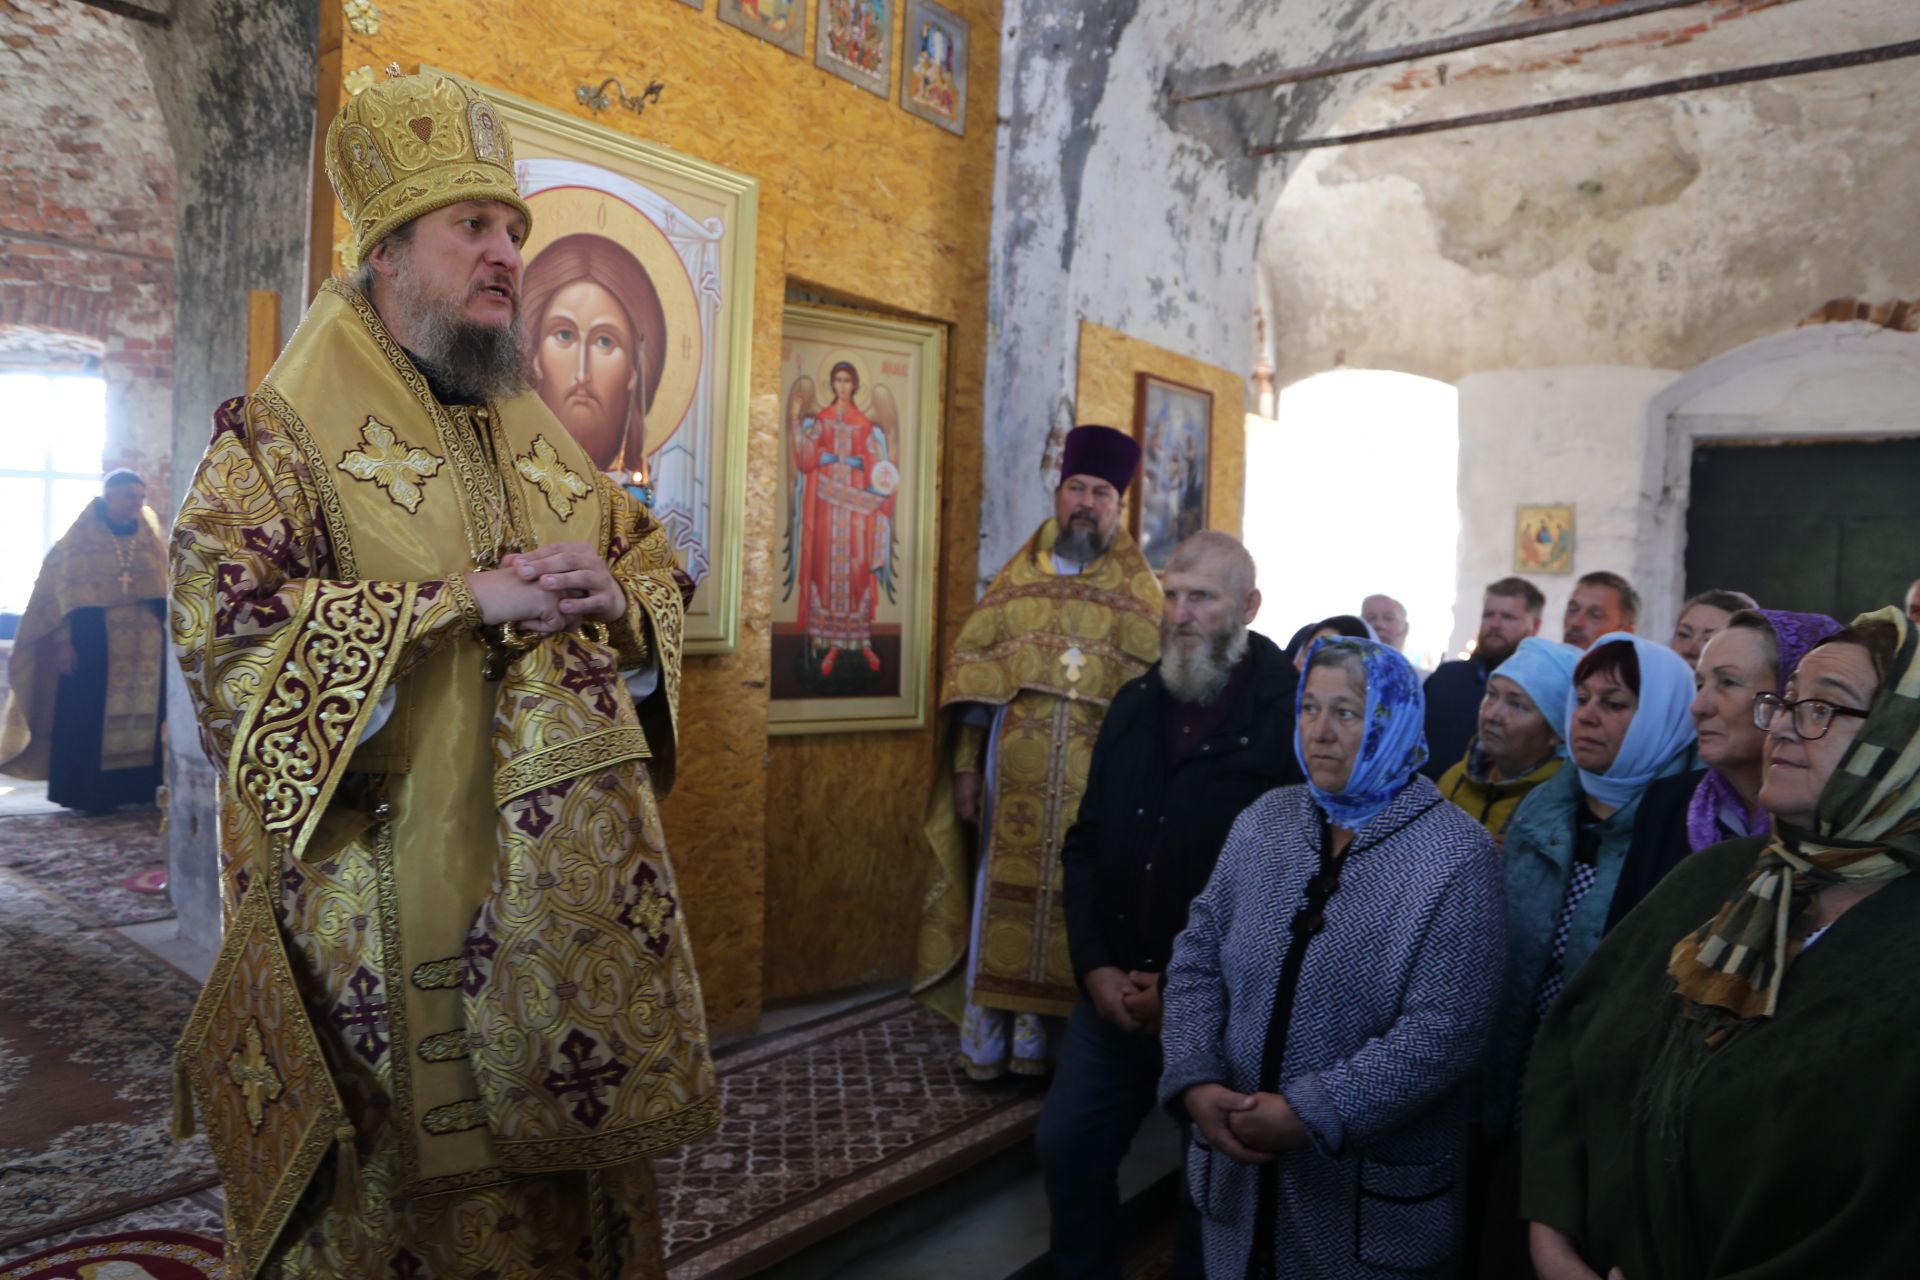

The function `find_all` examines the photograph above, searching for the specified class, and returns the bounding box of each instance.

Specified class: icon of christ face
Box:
[532,279,639,468]
[522,232,668,473]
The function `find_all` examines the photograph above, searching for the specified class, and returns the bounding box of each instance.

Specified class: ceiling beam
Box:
[1169,0,1710,105]
[67,0,172,27]
[1248,36,1920,156]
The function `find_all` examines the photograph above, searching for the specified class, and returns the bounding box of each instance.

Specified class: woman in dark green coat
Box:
[1522,607,1920,1279]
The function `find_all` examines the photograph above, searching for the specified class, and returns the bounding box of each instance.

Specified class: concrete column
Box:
[133,0,318,951]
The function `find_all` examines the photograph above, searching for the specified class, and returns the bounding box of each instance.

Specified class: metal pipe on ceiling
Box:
[1168,0,1712,105]
[1247,37,1920,156]
[68,0,172,26]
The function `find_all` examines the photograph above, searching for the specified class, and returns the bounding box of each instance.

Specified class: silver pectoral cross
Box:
[1060,645,1087,699]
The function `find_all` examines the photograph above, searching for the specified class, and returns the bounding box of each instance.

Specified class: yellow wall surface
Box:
[334,0,998,1034]
[1073,320,1246,545]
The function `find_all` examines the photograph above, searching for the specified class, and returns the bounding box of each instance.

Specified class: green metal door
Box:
[1685,438,1920,620]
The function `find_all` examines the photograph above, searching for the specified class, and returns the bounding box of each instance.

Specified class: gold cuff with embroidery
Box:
[445,572,485,633]
[608,606,651,668]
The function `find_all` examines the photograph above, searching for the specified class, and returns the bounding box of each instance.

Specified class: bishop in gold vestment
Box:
[168,74,715,1279]
[916,427,1161,1078]
[0,471,167,812]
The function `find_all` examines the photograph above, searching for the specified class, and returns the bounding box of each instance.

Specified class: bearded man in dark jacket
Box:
[1040,530,1302,1280]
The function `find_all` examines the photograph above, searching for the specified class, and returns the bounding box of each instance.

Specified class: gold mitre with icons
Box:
[324,69,534,270]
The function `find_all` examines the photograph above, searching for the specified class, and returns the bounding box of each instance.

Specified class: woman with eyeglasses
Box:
[1521,609,1920,1278]
[1158,637,1505,1280]
[1605,609,1844,933]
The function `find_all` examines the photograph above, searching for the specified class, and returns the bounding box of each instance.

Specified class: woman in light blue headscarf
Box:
[1464,633,1698,1279]
[1159,638,1507,1280]
[1481,632,1698,1136]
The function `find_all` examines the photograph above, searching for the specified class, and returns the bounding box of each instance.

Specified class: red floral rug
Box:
[0,868,215,1251]
[0,1230,223,1279]
[657,994,1044,1279]
[0,809,171,927]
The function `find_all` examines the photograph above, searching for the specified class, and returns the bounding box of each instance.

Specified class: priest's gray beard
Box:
[1161,620,1250,705]
[1053,522,1113,565]
[386,256,531,405]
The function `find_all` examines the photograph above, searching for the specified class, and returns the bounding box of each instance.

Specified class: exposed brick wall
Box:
[1799,296,1920,333]
[0,0,176,499]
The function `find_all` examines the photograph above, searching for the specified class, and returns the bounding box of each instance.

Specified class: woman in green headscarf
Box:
[1521,607,1920,1280]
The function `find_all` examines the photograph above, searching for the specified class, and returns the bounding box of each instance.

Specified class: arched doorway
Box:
[1639,322,1920,631]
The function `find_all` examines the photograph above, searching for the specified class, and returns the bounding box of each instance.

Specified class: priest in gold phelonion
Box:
[916,425,1163,1078]
[166,71,717,1279]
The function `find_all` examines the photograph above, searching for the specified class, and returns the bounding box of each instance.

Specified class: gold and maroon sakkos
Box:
[915,519,1161,1022]
[0,500,167,786]
[168,278,717,1280]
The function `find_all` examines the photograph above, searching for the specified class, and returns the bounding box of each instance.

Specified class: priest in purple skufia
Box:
[915,426,1166,1080]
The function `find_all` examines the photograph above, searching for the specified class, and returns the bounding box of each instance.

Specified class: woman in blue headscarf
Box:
[1159,637,1507,1280]
[1480,632,1698,1144]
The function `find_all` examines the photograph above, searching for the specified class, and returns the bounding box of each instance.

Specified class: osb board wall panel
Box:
[336,0,996,1032]
[1073,320,1247,542]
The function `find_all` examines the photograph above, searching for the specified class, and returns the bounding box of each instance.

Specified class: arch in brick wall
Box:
[0,282,115,352]
[0,324,107,372]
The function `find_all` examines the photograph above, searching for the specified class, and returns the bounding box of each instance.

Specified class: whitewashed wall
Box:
[1450,366,1679,658]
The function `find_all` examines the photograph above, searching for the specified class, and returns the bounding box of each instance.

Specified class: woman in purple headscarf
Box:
[1605,608,1842,932]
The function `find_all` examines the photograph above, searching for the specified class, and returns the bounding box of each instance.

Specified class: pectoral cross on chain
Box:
[1060,645,1087,700]
[118,570,133,593]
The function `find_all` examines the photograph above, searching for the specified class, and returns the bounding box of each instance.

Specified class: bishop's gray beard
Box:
[388,261,531,404]
[1053,522,1113,565]
[1161,622,1250,705]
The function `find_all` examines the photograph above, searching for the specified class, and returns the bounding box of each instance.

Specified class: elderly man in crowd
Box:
[1361,592,1409,651]
[1038,531,1298,1279]
[1562,570,1638,650]
[917,426,1163,1079]
[1437,637,1580,843]
[1421,576,1544,781]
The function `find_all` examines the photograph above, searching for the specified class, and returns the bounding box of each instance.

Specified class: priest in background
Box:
[0,469,166,812]
[916,425,1163,1078]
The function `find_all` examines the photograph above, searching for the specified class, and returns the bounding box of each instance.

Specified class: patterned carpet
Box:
[0,866,216,1253]
[0,961,1037,1274]
[0,808,171,927]
[657,994,1045,1279]
[0,1229,224,1280]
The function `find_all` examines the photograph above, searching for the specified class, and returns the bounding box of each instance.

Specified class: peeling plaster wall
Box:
[978,0,1502,582]
[1261,0,1920,385]
[133,0,319,954]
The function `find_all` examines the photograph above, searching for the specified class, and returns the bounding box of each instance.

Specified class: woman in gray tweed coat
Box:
[1159,637,1506,1279]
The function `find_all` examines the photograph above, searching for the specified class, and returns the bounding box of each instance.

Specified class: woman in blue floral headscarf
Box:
[1159,638,1508,1280]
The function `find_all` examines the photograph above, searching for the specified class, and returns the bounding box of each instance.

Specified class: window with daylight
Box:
[1244,369,1461,672]
[0,373,109,616]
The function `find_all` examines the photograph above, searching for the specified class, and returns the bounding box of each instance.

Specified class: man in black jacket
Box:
[1038,531,1300,1280]
[1420,575,1545,780]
